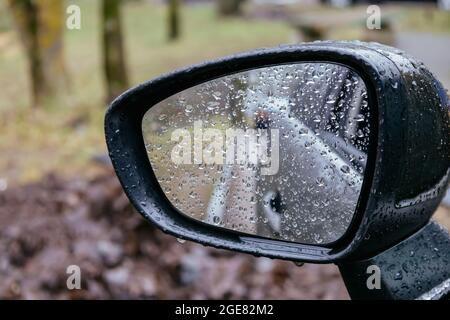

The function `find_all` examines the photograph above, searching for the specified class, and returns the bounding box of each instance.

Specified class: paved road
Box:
[396,32,450,90]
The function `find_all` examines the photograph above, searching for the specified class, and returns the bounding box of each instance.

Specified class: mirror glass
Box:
[142,62,372,245]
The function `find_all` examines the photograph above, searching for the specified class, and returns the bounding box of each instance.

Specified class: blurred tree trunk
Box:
[217,0,245,16]
[167,0,180,41]
[7,0,66,107]
[102,0,128,103]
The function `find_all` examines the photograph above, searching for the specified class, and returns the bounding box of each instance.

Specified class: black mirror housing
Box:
[105,41,450,263]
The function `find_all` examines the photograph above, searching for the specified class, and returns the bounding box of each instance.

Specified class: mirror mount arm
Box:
[337,221,450,300]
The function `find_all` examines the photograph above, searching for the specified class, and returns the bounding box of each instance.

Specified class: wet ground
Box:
[0,171,348,299]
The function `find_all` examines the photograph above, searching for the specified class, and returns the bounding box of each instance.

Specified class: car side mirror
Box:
[142,61,370,246]
[105,42,450,297]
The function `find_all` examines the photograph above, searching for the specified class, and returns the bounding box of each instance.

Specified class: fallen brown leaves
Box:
[0,171,348,299]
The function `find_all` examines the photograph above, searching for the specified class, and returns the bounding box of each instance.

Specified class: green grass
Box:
[0,0,292,184]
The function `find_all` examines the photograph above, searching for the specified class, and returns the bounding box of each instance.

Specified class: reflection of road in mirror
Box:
[169,121,279,176]
[142,62,372,245]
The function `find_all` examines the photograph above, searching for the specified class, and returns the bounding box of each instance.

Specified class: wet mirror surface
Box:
[142,62,372,245]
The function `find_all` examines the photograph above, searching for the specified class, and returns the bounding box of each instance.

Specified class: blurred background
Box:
[0,0,449,299]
